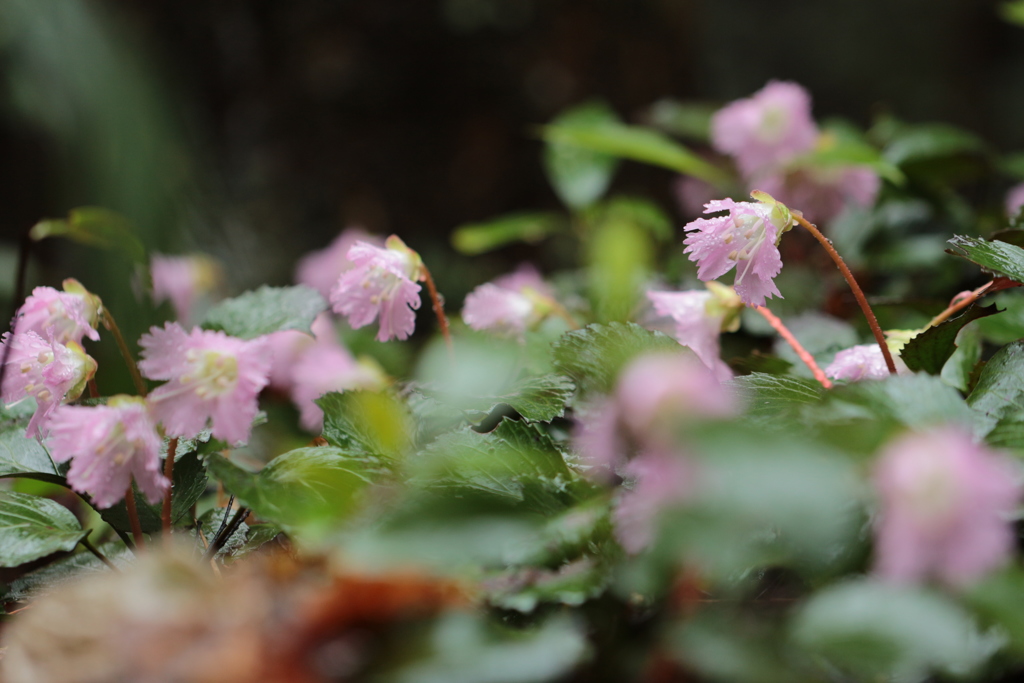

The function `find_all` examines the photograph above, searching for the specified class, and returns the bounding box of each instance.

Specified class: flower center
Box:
[183,349,239,399]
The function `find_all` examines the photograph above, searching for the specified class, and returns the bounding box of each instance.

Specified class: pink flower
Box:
[462,265,554,338]
[1006,182,1024,218]
[138,323,272,444]
[46,396,167,508]
[572,398,625,473]
[150,253,222,324]
[264,313,336,392]
[647,283,742,381]
[329,235,423,342]
[711,81,819,176]
[613,452,693,554]
[754,164,880,224]
[673,176,718,218]
[290,343,387,431]
[16,279,101,344]
[682,197,793,307]
[1,331,97,438]
[296,228,384,299]
[873,428,1022,587]
[826,343,908,382]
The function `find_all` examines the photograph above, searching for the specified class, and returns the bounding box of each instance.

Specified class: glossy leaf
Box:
[29,206,145,263]
[728,373,825,422]
[424,374,575,423]
[552,322,687,395]
[0,491,88,567]
[968,341,1024,435]
[0,421,63,485]
[99,450,207,534]
[451,212,564,255]
[946,235,1024,283]
[202,285,327,339]
[900,304,999,374]
[318,390,412,460]
[543,102,620,209]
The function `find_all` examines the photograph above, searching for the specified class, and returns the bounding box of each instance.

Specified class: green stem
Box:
[794,214,897,375]
[80,532,119,572]
[101,309,148,396]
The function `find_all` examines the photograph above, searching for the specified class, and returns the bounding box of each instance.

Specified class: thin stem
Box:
[124,482,146,548]
[161,437,178,534]
[203,505,248,562]
[212,494,235,544]
[794,214,897,375]
[755,306,832,389]
[80,533,119,572]
[927,278,1020,328]
[420,265,453,358]
[101,309,148,396]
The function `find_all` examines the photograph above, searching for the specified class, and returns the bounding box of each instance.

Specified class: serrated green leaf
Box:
[727,373,825,421]
[543,102,620,209]
[2,540,131,602]
[968,341,1024,436]
[450,212,564,255]
[900,304,999,374]
[29,207,146,263]
[541,117,729,186]
[424,374,575,423]
[318,390,412,459]
[552,322,688,395]
[99,450,207,534]
[416,419,588,516]
[201,285,327,339]
[947,235,1024,283]
[0,491,88,567]
[0,421,62,484]
[207,446,383,532]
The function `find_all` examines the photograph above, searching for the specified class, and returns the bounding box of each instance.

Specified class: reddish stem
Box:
[794,214,897,375]
[421,265,453,357]
[927,277,1020,328]
[124,482,145,548]
[755,306,832,389]
[161,437,178,534]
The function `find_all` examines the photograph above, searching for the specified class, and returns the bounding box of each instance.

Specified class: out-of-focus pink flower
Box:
[296,228,383,299]
[462,265,554,338]
[754,164,880,225]
[138,323,272,444]
[150,254,223,325]
[873,428,1022,587]
[711,81,818,176]
[614,452,693,554]
[826,343,908,382]
[330,236,423,342]
[264,313,336,392]
[290,343,387,432]
[572,398,625,473]
[1,331,97,438]
[46,396,167,508]
[673,176,718,218]
[16,280,101,344]
[683,197,793,307]
[1006,182,1024,218]
[647,283,742,381]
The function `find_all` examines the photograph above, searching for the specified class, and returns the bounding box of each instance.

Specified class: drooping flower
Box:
[710,81,819,176]
[1,331,97,438]
[462,265,555,338]
[682,195,794,307]
[16,279,101,345]
[150,253,223,324]
[647,282,742,381]
[46,396,167,508]
[826,342,908,382]
[329,235,423,342]
[873,428,1022,587]
[296,228,384,299]
[290,343,387,431]
[1006,182,1024,218]
[138,323,272,444]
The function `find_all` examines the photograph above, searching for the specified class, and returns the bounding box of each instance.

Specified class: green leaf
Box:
[195,506,250,558]
[805,126,905,185]
[485,559,609,612]
[883,123,987,167]
[99,450,208,534]
[416,419,588,516]
[975,292,1024,344]
[207,446,383,533]
[29,207,146,263]
[646,99,716,141]
[450,212,564,255]
[424,374,575,423]
[900,304,999,374]
[947,235,1024,283]
[0,420,63,485]
[792,579,992,680]
[318,390,413,460]
[543,102,620,209]
[552,322,688,395]
[727,373,825,422]
[967,566,1024,656]
[0,491,88,567]
[940,323,982,393]
[587,218,652,322]
[968,341,1024,435]
[582,196,674,242]
[2,540,131,602]
[1000,0,1024,27]
[201,285,327,339]
[541,116,729,186]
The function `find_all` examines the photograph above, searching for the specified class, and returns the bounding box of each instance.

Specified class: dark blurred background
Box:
[1,0,1022,302]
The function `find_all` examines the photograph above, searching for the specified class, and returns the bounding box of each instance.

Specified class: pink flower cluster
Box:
[709,81,880,224]
[873,428,1021,587]
[462,265,557,339]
